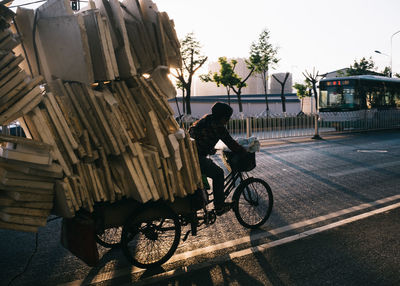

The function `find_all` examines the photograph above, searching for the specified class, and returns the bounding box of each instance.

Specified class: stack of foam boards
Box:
[19,76,203,216]
[0,134,63,232]
[14,0,181,83]
[13,0,95,84]
[0,4,14,31]
[0,0,202,222]
[0,7,44,126]
[119,0,182,73]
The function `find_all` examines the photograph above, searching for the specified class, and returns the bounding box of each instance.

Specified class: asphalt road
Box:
[1,130,400,286]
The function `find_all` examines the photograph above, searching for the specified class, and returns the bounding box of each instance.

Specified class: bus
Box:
[318,75,400,124]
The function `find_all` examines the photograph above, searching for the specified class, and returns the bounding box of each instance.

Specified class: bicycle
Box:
[95,150,273,269]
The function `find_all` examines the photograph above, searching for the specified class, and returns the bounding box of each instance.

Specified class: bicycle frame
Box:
[203,169,250,205]
[226,168,253,197]
[223,171,242,200]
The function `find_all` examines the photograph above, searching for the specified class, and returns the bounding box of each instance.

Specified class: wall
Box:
[169,94,302,119]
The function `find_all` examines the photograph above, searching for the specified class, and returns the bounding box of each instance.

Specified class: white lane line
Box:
[357,150,388,153]
[230,201,400,259]
[168,194,400,263]
[58,194,400,286]
[328,160,400,177]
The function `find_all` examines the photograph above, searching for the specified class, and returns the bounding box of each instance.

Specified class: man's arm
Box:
[218,125,247,153]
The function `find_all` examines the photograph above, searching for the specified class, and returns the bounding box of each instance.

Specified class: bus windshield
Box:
[319,85,359,111]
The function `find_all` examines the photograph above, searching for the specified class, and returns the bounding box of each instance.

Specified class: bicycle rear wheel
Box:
[121,204,181,269]
[96,226,122,248]
[233,177,273,229]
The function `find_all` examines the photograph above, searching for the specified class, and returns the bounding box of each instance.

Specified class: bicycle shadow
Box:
[247,228,288,286]
[78,246,134,285]
[136,257,268,286]
[133,229,287,285]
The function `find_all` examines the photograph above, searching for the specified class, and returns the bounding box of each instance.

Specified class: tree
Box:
[293,80,312,112]
[345,57,377,76]
[174,80,184,115]
[303,68,322,113]
[343,57,393,77]
[272,73,290,114]
[231,59,255,114]
[201,57,254,114]
[382,66,392,77]
[173,32,207,115]
[248,29,279,115]
[200,57,237,106]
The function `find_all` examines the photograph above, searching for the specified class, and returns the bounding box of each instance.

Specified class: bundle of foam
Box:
[0,0,203,232]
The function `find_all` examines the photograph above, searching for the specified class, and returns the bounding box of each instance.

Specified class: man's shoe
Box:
[215,203,232,216]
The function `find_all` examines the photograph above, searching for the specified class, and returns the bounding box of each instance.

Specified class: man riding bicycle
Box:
[189,102,248,216]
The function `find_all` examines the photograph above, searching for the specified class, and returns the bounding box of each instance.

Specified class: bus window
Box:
[328,87,342,106]
[326,86,357,109]
[366,90,382,109]
[343,88,355,107]
[384,91,393,106]
[320,90,328,108]
[393,90,400,108]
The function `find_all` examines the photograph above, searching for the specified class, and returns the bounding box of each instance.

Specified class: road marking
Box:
[230,201,400,259]
[357,149,388,153]
[328,160,400,177]
[58,194,400,286]
[126,201,400,286]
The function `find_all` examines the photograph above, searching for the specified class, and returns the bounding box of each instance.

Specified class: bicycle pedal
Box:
[205,210,216,224]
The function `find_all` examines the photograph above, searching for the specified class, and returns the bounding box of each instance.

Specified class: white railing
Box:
[227,109,400,140]
[0,121,25,137]
[3,110,400,141]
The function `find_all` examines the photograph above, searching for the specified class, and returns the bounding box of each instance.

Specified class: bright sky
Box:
[9,0,400,83]
[156,0,400,82]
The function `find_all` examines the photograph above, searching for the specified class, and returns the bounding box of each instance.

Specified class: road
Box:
[1,130,400,286]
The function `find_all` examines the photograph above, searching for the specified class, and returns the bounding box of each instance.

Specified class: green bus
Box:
[318,75,400,122]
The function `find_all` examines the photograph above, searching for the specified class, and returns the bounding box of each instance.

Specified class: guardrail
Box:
[231,110,400,140]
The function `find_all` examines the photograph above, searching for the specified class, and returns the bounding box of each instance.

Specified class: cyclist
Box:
[189,102,247,216]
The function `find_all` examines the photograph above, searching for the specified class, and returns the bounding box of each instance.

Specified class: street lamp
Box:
[375,30,400,77]
[375,50,389,57]
[375,50,391,76]
[390,30,400,77]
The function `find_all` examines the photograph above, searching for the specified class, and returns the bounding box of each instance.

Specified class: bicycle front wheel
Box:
[233,177,273,229]
[121,204,181,269]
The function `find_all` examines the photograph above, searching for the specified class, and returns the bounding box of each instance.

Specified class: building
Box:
[193,58,267,96]
[269,72,293,94]
[170,93,301,119]
[170,58,299,118]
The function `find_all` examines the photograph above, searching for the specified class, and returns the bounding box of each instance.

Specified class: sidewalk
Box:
[259,133,352,148]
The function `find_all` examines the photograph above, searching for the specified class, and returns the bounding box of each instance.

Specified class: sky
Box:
[9,0,400,83]
[156,0,400,82]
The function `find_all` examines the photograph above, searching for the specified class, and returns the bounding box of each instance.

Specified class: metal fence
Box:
[228,114,317,140]
[2,110,400,141]
[227,109,400,140]
[0,122,25,137]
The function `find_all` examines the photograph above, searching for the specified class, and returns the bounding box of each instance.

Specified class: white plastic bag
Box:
[220,137,260,153]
